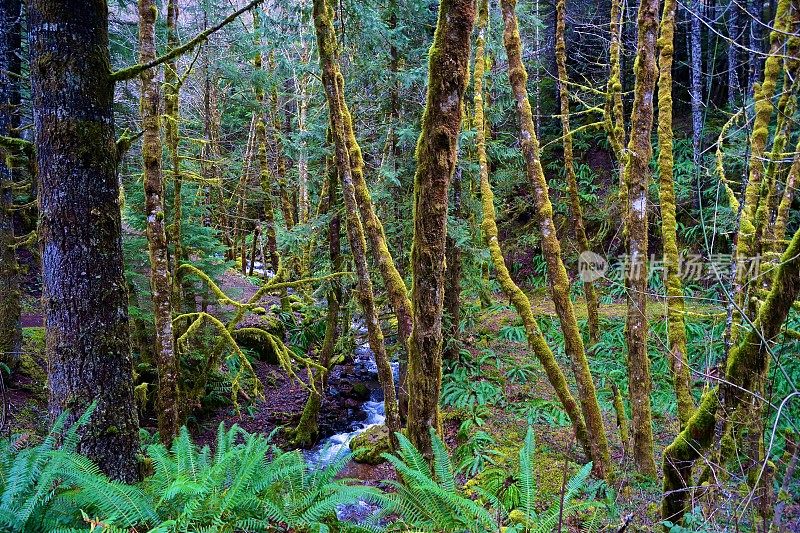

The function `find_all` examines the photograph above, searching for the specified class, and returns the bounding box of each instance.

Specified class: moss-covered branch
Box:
[111,0,264,82]
[662,222,800,525]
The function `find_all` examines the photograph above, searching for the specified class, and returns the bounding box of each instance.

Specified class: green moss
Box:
[350,424,392,464]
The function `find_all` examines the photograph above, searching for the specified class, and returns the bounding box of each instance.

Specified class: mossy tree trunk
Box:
[29,0,140,481]
[327,10,413,417]
[406,0,475,460]
[662,223,800,524]
[656,0,694,429]
[501,0,611,479]
[555,0,600,345]
[620,0,660,477]
[139,0,180,445]
[0,0,22,366]
[474,0,592,460]
[605,0,627,216]
[732,0,792,335]
[312,0,401,446]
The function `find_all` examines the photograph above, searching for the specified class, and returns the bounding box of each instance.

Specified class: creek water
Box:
[304,322,396,467]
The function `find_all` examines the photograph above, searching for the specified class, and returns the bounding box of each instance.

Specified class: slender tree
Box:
[657,0,694,429]
[501,0,612,478]
[0,0,22,366]
[28,0,140,481]
[474,0,592,459]
[312,0,401,445]
[139,0,180,444]
[622,0,660,476]
[555,0,601,344]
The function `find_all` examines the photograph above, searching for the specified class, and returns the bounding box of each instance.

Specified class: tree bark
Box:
[29,0,139,481]
[690,0,703,172]
[0,0,22,366]
[139,0,180,445]
[726,0,741,106]
[406,0,475,460]
[501,0,611,479]
[622,0,660,477]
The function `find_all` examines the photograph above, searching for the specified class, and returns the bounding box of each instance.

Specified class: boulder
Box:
[349,424,391,465]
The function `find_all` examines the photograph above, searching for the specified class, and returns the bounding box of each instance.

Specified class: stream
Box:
[304,321,397,467]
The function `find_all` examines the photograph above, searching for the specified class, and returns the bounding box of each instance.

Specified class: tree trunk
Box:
[406,0,475,460]
[747,0,763,96]
[29,0,139,481]
[555,0,601,345]
[293,166,342,447]
[690,0,703,172]
[0,0,22,366]
[727,0,741,106]
[657,0,694,429]
[474,0,592,459]
[139,0,180,445]
[501,0,612,479]
[312,0,401,446]
[622,0,660,477]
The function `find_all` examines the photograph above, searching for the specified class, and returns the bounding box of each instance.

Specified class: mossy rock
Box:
[350,382,370,401]
[350,424,391,465]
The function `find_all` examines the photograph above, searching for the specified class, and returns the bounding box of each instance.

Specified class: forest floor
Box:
[6,268,799,530]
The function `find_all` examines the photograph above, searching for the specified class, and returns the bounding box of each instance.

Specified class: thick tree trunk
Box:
[657,0,694,429]
[0,0,22,366]
[312,0,401,446]
[406,0,475,460]
[29,0,139,481]
[474,0,592,459]
[501,0,611,479]
[139,0,180,444]
[555,0,601,345]
[622,0,660,477]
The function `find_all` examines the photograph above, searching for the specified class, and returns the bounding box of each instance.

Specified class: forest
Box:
[0,0,798,530]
